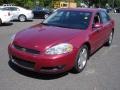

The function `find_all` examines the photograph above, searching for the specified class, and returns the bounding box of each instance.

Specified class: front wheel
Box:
[73,45,88,73]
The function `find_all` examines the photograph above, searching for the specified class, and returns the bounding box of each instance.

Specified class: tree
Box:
[75,0,82,7]
[0,0,4,5]
[0,0,120,8]
[38,0,44,6]
[24,0,34,9]
[44,0,52,7]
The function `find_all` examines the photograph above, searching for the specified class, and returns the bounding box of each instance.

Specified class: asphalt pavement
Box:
[0,14,120,90]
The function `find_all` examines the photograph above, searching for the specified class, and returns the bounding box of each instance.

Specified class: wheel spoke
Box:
[109,32,113,44]
[19,16,25,22]
[78,48,87,69]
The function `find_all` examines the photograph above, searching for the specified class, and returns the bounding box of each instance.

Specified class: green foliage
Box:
[39,0,44,7]
[24,0,34,9]
[44,0,52,7]
[75,0,82,7]
[0,0,3,5]
[115,0,120,7]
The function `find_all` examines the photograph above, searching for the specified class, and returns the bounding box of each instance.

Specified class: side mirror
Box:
[93,23,102,28]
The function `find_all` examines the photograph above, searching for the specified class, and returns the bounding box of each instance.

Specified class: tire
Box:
[105,31,114,46]
[19,15,26,22]
[0,19,2,25]
[73,45,89,73]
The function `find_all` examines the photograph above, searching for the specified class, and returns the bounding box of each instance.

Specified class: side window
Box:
[2,7,10,11]
[100,11,110,24]
[93,13,101,25]
[9,7,18,11]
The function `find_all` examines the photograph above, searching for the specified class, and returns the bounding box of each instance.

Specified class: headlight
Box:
[45,43,73,55]
[10,34,16,44]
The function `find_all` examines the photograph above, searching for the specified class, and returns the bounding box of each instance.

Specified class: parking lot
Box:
[0,14,120,90]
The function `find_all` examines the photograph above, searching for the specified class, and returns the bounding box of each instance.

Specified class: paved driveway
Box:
[0,14,120,90]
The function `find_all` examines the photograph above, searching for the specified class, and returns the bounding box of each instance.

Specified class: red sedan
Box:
[8,8,114,74]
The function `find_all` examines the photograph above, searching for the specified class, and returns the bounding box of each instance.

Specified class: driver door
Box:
[89,12,104,52]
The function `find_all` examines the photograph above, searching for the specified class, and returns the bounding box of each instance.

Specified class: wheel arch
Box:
[82,42,91,57]
[18,14,26,20]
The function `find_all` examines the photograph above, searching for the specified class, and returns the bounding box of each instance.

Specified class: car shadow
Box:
[0,23,13,26]
[8,60,68,80]
[12,20,33,22]
[33,17,44,19]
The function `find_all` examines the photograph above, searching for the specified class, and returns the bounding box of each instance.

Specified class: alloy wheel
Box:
[77,47,88,70]
[19,15,26,22]
[109,32,113,45]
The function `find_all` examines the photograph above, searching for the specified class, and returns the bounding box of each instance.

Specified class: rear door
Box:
[99,11,112,43]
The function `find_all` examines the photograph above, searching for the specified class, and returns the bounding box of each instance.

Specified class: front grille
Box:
[14,44,40,54]
[12,56,35,69]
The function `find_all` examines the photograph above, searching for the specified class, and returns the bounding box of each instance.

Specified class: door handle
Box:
[95,28,101,32]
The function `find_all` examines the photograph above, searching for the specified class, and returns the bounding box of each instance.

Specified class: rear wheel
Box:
[73,45,88,73]
[19,15,26,22]
[105,31,114,46]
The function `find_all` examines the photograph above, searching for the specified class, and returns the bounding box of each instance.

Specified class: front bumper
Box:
[8,44,77,74]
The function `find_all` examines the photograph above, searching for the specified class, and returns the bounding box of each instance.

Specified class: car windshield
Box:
[42,10,92,29]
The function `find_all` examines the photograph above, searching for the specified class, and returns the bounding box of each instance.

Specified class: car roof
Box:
[58,8,105,13]
[0,6,26,10]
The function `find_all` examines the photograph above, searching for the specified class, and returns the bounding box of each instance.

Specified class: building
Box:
[52,0,77,8]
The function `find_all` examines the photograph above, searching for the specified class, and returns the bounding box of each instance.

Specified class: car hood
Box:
[14,24,84,51]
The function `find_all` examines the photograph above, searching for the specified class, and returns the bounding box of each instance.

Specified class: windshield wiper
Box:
[41,23,60,27]
[41,23,51,26]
